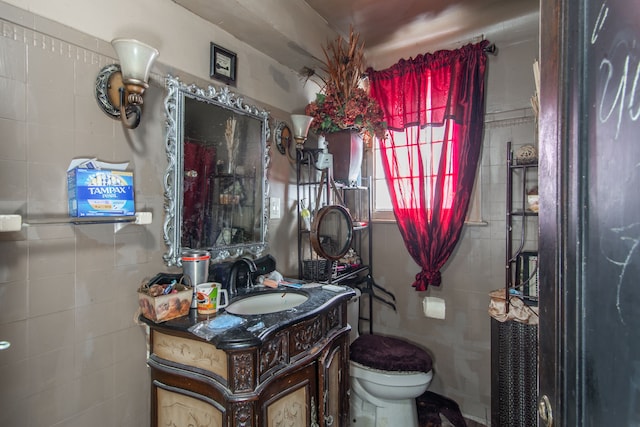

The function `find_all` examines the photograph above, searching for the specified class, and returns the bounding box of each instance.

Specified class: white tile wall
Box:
[0,9,166,427]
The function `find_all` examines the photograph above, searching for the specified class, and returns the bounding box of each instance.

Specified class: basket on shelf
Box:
[514,144,538,165]
[302,258,332,281]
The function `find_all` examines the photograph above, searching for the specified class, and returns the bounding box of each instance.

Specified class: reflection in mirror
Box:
[163,75,270,266]
[311,205,353,261]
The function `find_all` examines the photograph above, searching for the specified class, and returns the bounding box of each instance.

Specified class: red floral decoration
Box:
[304,28,387,141]
[305,86,387,140]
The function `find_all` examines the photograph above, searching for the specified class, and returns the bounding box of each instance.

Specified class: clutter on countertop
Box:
[322,284,346,293]
[280,280,304,289]
[138,273,192,323]
[139,280,355,348]
[181,249,211,309]
[189,313,248,340]
[255,270,283,289]
[262,278,278,288]
[247,321,265,333]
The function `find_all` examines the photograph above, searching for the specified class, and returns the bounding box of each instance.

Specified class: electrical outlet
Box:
[270,197,281,219]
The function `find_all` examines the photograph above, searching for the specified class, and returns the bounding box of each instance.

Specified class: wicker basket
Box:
[514,144,538,165]
[302,258,331,281]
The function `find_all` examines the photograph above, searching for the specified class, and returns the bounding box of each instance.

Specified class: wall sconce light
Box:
[276,114,313,164]
[291,114,314,148]
[95,38,159,129]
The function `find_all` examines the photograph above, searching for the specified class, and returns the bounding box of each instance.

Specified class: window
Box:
[369,62,484,225]
[372,123,483,223]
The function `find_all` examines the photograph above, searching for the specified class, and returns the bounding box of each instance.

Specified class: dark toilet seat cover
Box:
[350,334,433,373]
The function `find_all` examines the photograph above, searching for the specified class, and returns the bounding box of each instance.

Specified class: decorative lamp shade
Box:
[291,114,314,140]
[112,38,159,84]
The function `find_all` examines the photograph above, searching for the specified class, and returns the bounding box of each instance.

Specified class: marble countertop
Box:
[141,283,356,350]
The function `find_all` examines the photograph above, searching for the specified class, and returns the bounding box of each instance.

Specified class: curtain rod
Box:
[363,41,498,76]
[484,43,497,55]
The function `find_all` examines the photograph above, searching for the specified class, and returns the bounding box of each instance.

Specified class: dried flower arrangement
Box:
[304,27,387,140]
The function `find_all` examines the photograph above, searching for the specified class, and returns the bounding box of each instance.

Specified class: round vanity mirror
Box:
[310,205,354,261]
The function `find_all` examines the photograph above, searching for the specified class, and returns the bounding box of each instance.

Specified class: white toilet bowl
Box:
[350,360,433,427]
[351,360,433,398]
[347,289,433,427]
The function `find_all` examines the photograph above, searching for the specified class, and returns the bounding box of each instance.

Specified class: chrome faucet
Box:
[228,257,257,297]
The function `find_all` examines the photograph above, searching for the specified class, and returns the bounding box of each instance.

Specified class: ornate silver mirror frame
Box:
[163,75,270,266]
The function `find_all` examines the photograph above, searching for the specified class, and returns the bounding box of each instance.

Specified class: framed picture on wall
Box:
[210,43,237,85]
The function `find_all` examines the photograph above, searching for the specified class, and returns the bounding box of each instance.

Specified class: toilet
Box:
[347,289,433,427]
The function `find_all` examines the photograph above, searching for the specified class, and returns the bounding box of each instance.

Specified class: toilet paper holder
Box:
[423,296,446,319]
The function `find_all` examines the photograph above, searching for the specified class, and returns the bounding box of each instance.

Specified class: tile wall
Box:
[0,11,170,427]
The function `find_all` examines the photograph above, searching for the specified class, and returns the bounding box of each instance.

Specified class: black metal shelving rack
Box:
[492,141,539,427]
[337,180,396,334]
[295,153,396,334]
[505,141,539,310]
[296,150,331,281]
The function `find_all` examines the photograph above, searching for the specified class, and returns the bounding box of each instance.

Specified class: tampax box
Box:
[67,159,135,217]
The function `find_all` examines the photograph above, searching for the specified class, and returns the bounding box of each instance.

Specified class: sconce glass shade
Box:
[95,38,159,129]
[111,38,159,86]
[291,114,314,143]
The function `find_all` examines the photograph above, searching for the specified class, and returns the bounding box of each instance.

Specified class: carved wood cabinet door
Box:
[156,387,224,427]
[261,362,318,427]
[318,332,350,427]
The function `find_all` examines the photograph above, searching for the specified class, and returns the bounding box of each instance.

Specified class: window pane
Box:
[374,180,393,211]
[372,119,482,222]
[392,146,412,178]
[374,146,386,179]
[431,124,445,141]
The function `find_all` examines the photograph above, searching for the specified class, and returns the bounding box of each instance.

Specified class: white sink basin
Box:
[225,291,309,315]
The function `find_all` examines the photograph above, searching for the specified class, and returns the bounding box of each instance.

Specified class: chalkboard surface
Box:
[584,1,640,424]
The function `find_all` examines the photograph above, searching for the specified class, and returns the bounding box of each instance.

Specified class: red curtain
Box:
[182,140,216,248]
[367,41,488,291]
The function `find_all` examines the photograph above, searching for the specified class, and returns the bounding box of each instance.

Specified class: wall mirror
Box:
[163,75,270,266]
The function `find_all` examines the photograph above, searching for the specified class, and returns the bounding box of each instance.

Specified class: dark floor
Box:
[416,391,487,427]
[463,420,486,427]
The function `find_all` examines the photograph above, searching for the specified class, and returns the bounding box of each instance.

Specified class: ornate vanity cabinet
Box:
[142,287,354,427]
[156,74,355,426]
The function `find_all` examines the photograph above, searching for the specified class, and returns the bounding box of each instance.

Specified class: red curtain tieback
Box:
[414,270,442,291]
